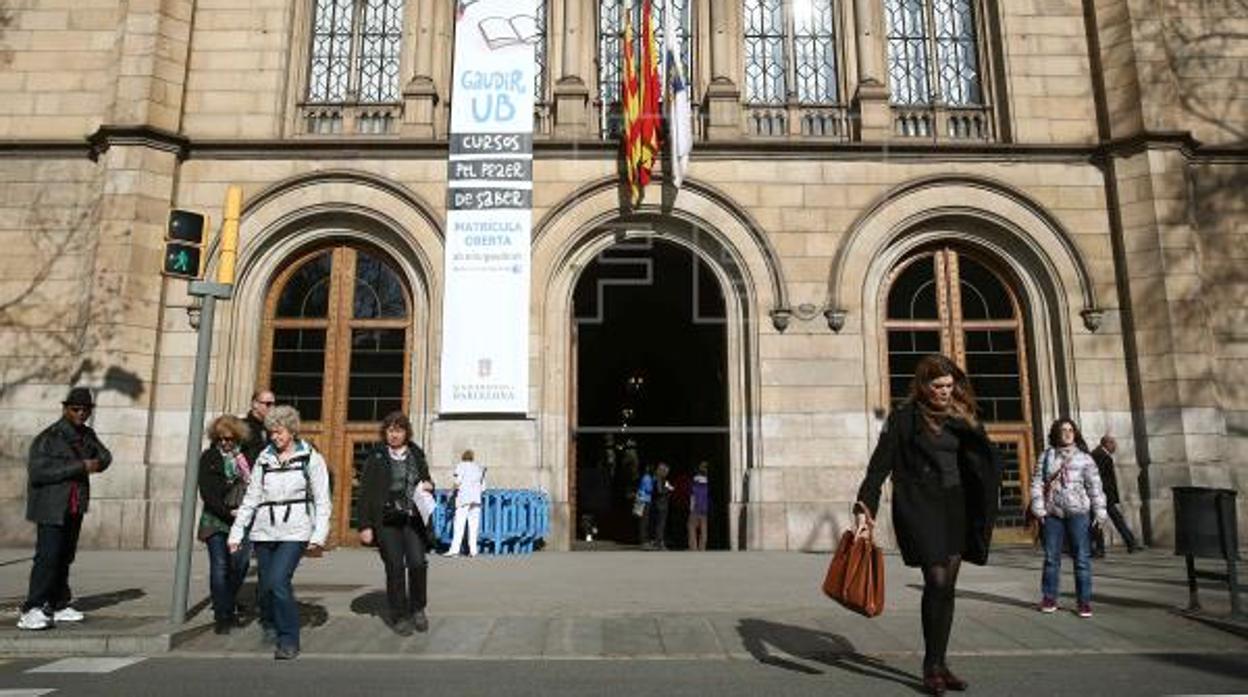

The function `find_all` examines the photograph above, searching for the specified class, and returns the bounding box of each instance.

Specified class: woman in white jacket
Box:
[228,405,331,659]
[1030,417,1107,618]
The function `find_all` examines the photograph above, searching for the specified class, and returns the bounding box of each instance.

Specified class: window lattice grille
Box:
[743,0,785,105]
[884,0,981,106]
[307,0,404,104]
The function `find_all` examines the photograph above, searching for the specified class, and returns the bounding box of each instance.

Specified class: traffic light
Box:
[163,209,207,280]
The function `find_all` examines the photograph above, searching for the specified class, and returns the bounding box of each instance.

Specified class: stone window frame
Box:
[285,0,420,137]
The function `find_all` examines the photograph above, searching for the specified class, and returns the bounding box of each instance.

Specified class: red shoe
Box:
[1039,597,1058,613]
[923,671,947,696]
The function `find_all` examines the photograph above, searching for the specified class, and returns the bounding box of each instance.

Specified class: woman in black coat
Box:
[197,415,253,634]
[856,354,1002,696]
[357,411,434,636]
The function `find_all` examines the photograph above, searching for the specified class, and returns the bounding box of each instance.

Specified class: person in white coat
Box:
[445,450,486,557]
[228,405,331,660]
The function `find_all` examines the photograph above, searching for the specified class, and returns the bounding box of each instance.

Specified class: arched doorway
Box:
[882,245,1035,538]
[259,243,412,546]
[570,237,730,549]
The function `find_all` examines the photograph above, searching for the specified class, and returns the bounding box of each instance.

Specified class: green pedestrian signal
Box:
[163,209,208,280]
[163,242,202,280]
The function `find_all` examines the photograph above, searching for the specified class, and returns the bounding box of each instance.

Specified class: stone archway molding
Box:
[534,175,790,315]
[209,170,445,440]
[533,177,782,549]
[825,174,1103,332]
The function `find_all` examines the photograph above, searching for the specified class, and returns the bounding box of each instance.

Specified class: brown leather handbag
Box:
[822,502,886,617]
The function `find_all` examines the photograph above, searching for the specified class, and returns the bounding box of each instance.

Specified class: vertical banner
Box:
[441,0,540,414]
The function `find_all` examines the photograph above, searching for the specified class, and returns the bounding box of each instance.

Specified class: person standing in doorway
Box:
[1031,417,1107,618]
[228,405,331,660]
[650,462,674,550]
[358,412,434,634]
[18,387,112,630]
[1090,434,1140,556]
[445,450,486,557]
[687,461,710,551]
[240,389,275,465]
[634,463,654,548]
[855,355,1002,695]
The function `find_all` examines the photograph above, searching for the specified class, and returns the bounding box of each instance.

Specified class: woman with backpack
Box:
[358,411,435,635]
[197,414,253,635]
[1030,417,1108,618]
[228,405,331,660]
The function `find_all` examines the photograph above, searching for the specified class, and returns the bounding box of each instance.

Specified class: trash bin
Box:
[1172,487,1241,617]
[1173,487,1238,560]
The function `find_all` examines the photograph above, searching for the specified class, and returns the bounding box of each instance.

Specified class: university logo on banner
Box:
[441,0,539,414]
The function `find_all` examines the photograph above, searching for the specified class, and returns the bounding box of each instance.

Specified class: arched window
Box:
[883,247,1034,534]
[302,0,406,134]
[597,0,693,137]
[262,244,412,545]
[884,0,993,140]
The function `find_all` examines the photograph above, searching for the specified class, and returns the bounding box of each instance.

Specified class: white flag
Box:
[664,26,692,188]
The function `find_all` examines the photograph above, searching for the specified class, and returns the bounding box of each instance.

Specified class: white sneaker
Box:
[441,552,459,558]
[53,606,84,623]
[16,608,51,630]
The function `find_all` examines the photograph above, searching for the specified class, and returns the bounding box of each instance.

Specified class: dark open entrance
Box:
[572,237,729,550]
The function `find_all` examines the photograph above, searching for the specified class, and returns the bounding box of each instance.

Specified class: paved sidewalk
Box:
[1,546,1244,659]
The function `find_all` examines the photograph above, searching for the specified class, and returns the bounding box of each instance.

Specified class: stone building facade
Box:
[0,0,1244,551]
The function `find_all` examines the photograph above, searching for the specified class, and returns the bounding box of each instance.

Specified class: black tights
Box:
[921,555,962,673]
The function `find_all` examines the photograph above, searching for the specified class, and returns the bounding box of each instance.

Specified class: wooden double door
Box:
[259,243,412,546]
[883,246,1036,540]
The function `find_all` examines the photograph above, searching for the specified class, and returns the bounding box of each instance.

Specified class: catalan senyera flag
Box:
[621,2,641,206]
[636,0,661,192]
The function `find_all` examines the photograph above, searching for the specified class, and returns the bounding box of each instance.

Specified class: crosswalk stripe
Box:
[0,690,57,696]
[25,657,145,674]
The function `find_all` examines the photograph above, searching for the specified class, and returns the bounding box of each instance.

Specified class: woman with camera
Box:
[358,411,435,635]
[197,414,253,635]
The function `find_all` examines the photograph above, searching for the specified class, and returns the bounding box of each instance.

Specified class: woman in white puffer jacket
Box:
[228,405,331,660]
[1030,417,1107,618]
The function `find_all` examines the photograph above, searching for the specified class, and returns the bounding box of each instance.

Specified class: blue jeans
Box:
[254,541,305,651]
[1041,514,1092,604]
[204,533,250,622]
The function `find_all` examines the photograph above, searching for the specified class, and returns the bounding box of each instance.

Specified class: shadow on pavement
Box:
[1144,652,1248,681]
[919,584,1174,611]
[736,618,923,692]
[75,588,145,612]
[349,590,388,619]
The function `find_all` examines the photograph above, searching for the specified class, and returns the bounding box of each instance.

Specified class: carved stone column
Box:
[554,0,591,137]
[704,0,741,140]
[851,0,891,141]
[402,0,439,137]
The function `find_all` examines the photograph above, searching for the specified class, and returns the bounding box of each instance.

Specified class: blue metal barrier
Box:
[432,489,550,555]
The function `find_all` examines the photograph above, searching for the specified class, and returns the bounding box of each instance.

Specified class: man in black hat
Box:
[18,387,112,630]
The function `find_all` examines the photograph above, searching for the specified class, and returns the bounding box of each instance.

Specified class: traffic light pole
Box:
[170,280,233,625]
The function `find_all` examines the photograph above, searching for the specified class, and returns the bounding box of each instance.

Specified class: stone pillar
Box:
[851,0,891,140]
[402,0,439,137]
[1111,147,1227,547]
[703,0,741,140]
[553,0,591,137]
